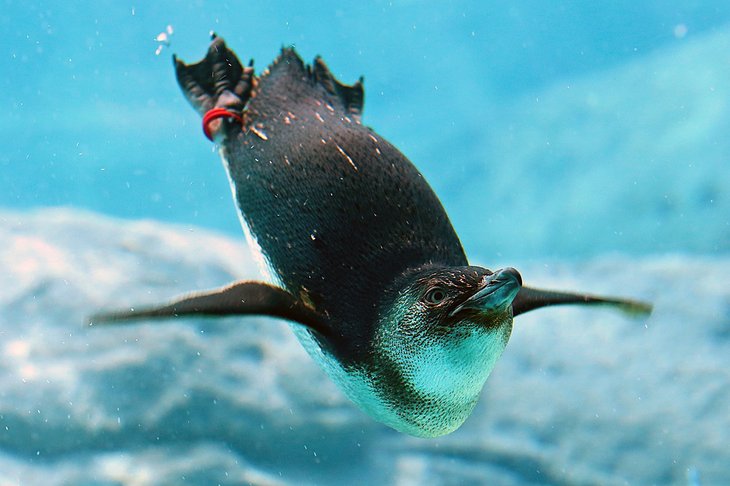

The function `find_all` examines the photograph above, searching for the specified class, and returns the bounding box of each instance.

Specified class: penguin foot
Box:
[173,34,254,117]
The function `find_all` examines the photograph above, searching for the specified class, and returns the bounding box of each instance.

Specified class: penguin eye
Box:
[424,286,447,305]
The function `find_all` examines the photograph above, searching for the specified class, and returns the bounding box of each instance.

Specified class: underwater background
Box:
[1,1,729,485]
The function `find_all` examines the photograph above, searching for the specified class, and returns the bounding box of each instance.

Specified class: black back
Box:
[221,50,466,359]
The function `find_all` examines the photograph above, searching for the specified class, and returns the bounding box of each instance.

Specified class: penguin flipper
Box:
[88,281,332,337]
[512,286,653,318]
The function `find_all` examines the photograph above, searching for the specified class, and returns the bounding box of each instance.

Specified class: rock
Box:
[0,208,727,485]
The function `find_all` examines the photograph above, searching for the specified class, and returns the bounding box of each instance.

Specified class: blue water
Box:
[2,2,730,485]
[4,1,729,258]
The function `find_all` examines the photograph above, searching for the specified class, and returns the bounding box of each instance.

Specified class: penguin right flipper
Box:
[173,33,254,115]
[512,286,653,318]
[88,281,332,337]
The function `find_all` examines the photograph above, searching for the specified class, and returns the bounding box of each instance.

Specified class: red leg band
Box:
[202,107,243,141]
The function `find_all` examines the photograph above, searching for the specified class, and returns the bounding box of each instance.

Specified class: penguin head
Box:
[371,265,522,437]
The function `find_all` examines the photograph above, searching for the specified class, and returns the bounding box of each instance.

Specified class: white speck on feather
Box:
[335,144,358,171]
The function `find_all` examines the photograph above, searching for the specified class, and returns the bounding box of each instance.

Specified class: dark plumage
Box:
[91,35,651,437]
[192,39,467,365]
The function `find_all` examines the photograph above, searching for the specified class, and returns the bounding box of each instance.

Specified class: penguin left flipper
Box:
[512,286,653,318]
[88,281,332,337]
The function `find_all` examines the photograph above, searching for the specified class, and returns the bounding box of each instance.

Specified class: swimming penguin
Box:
[91,35,651,438]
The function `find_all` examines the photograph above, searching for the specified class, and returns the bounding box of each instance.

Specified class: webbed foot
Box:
[173,33,254,116]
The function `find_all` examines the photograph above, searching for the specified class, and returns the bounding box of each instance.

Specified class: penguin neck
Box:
[368,321,512,437]
[290,312,511,438]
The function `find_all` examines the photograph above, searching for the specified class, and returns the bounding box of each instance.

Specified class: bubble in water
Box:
[673,23,688,39]
[154,25,174,55]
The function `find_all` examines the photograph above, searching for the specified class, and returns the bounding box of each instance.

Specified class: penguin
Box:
[91,35,652,438]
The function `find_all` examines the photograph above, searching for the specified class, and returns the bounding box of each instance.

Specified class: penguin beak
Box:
[449,267,522,317]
